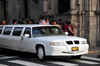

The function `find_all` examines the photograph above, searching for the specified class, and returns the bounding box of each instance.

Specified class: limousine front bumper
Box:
[45,44,89,56]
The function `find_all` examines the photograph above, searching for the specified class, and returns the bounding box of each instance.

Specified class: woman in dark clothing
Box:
[67,21,75,36]
[61,23,64,32]
[64,22,68,32]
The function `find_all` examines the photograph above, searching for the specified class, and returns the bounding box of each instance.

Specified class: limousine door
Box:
[19,27,34,52]
[0,26,4,45]
[1,27,13,47]
[10,27,24,50]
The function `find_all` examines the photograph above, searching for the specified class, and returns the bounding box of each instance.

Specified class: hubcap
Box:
[38,47,44,59]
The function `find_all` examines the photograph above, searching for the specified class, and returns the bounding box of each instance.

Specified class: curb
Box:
[97,54,100,58]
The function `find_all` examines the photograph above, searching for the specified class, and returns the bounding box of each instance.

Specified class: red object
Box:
[68,25,74,36]
[64,25,68,32]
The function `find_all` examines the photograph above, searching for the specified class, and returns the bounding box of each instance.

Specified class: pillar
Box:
[43,0,48,15]
[88,0,97,47]
[19,0,26,19]
[0,0,5,21]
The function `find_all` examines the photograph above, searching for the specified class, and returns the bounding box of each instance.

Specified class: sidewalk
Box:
[84,47,100,58]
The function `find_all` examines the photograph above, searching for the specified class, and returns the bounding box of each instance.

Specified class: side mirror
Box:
[24,34,30,38]
[65,32,68,35]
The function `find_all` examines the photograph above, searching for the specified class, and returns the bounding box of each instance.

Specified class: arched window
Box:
[58,0,70,14]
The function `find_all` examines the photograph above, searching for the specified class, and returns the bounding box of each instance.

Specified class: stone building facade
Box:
[0,0,100,47]
[69,0,100,47]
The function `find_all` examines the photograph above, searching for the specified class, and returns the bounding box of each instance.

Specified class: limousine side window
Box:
[0,26,3,34]
[23,27,31,37]
[3,27,13,35]
[33,27,42,37]
[12,27,23,36]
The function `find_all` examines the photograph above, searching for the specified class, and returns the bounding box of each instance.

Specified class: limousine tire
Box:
[37,46,46,61]
[71,55,81,59]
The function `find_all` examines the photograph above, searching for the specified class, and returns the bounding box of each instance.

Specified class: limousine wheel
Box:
[71,55,81,59]
[37,46,45,61]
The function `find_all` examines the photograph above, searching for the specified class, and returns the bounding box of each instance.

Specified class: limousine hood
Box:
[35,35,86,42]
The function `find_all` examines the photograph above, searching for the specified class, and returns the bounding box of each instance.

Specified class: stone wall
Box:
[7,0,20,24]
[69,0,100,47]
[29,0,43,21]
[0,0,5,21]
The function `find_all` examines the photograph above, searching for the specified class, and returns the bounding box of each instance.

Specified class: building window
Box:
[58,0,70,14]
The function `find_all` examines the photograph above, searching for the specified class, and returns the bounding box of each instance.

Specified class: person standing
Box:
[50,20,54,25]
[36,18,42,25]
[13,19,18,24]
[53,20,57,26]
[29,19,34,24]
[42,18,50,25]
[33,19,36,24]
[22,18,27,24]
[64,22,68,32]
[53,20,59,34]
[2,20,6,25]
[67,21,75,36]
[61,23,65,32]
[58,19,62,26]
[53,20,61,28]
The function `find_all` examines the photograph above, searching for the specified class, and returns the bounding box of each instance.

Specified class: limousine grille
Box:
[74,41,79,44]
[66,41,79,45]
[66,41,73,45]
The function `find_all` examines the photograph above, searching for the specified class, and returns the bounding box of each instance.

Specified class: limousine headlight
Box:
[50,42,63,46]
[82,40,87,44]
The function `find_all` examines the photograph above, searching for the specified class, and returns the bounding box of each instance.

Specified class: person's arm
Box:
[42,22,45,25]
[58,25,61,28]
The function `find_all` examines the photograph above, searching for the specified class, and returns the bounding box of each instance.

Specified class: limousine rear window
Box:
[12,27,23,36]
[0,26,3,34]
[3,27,13,35]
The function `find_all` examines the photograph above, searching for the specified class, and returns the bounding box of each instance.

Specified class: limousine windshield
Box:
[32,26,65,37]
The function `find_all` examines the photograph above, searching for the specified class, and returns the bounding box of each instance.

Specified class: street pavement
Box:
[85,47,100,57]
[0,47,100,66]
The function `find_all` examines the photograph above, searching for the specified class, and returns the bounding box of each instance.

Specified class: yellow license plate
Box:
[72,47,79,51]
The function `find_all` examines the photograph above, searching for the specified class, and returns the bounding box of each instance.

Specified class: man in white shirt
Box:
[42,18,50,25]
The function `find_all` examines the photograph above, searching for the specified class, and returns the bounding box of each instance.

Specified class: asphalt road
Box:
[0,48,100,66]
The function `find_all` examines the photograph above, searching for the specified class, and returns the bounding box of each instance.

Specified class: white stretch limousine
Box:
[0,25,89,60]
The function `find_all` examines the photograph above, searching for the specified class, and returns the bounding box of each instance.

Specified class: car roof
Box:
[0,24,56,27]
